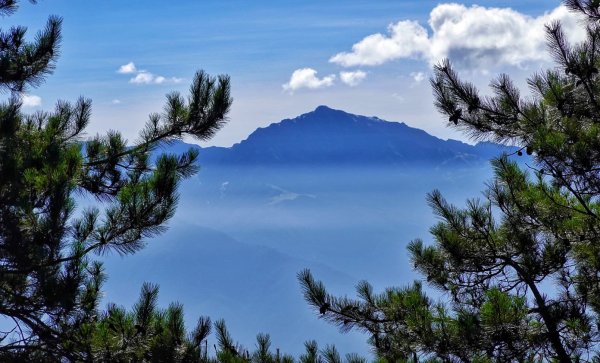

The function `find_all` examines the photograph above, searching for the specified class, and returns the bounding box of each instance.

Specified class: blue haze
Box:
[101,106,519,356]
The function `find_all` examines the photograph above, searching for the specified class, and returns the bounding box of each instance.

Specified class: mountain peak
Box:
[314,105,334,112]
[209,106,512,166]
[311,105,346,117]
[309,106,384,124]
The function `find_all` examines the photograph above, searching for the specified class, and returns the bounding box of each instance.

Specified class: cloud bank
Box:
[330,4,586,68]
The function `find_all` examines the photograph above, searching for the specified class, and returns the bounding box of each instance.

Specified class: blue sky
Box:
[9,0,572,146]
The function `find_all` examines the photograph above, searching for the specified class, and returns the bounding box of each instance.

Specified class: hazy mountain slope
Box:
[102,106,521,355]
[102,225,366,355]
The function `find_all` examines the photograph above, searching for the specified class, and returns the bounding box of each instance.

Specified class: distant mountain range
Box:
[166,105,514,167]
[104,106,520,356]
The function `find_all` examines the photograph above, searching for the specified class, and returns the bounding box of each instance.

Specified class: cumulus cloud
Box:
[330,4,586,68]
[20,94,42,107]
[282,68,336,92]
[340,70,367,86]
[331,21,430,67]
[130,72,154,84]
[117,62,137,74]
[117,62,183,85]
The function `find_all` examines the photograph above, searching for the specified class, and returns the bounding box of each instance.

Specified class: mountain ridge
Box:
[163,105,514,167]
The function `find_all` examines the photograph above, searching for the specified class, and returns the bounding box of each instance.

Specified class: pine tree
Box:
[300,1,600,361]
[0,1,233,360]
[89,284,357,363]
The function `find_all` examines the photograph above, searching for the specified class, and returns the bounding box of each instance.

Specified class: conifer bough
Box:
[0,0,236,359]
[300,1,600,361]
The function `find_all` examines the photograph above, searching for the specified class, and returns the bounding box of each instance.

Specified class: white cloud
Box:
[130,72,155,84]
[118,61,183,85]
[282,68,336,93]
[129,71,183,85]
[340,70,367,86]
[111,99,121,104]
[410,72,426,83]
[331,21,430,66]
[330,4,586,69]
[20,94,42,107]
[117,62,137,74]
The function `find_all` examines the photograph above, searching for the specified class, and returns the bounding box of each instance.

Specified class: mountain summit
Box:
[196,106,510,166]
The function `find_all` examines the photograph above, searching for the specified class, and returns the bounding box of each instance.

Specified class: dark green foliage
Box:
[88,284,358,363]
[0,1,235,360]
[0,0,60,92]
[0,69,231,359]
[300,1,600,362]
[91,283,210,362]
